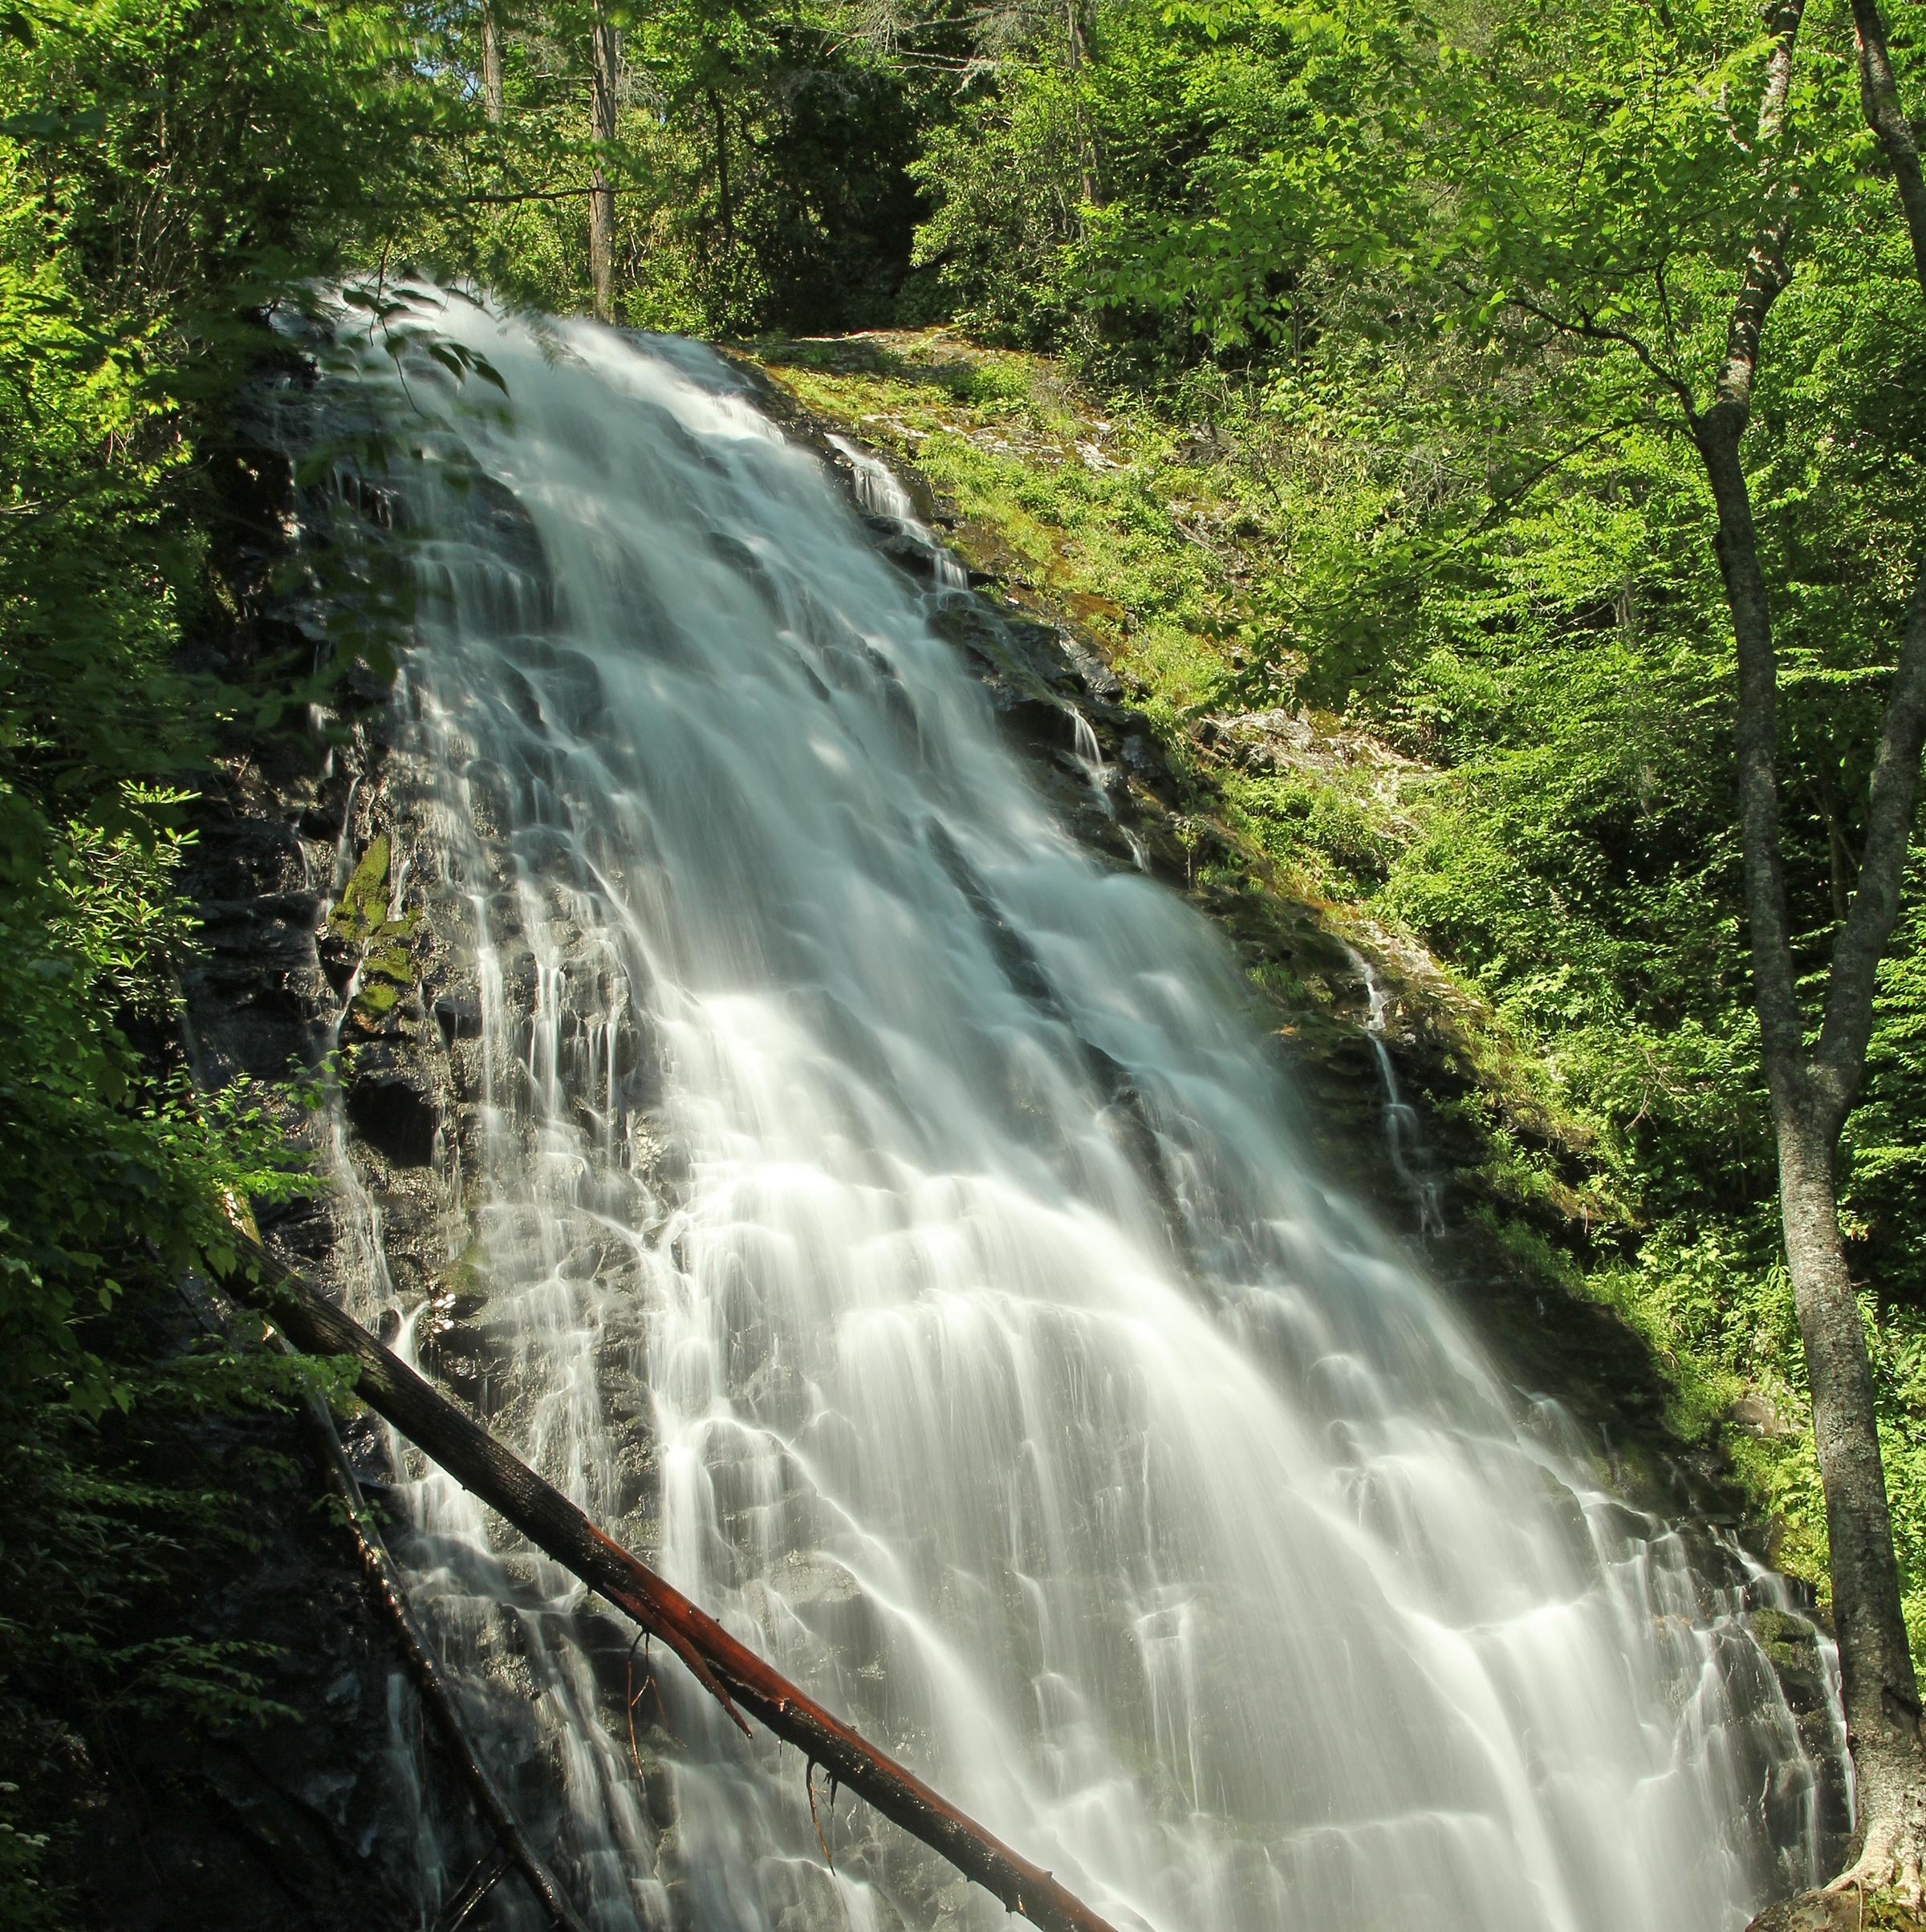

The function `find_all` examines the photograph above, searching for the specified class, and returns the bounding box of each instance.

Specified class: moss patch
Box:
[330,836,419,1029]
[330,834,392,944]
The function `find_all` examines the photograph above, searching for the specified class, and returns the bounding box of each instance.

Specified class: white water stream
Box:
[299,294,1833,1932]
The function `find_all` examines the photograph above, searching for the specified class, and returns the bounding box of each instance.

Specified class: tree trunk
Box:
[217,1234,1124,1932]
[709,87,733,256]
[1851,0,1926,294]
[1778,1111,1925,1891]
[587,2,618,322]
[480,2,503,124]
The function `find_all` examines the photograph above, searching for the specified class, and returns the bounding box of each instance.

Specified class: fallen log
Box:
[215,1232,1124,1932]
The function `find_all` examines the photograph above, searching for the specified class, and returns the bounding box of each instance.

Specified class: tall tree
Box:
[587,0,620,318]
[481,0,505,121]
[1693,0,1926,1901]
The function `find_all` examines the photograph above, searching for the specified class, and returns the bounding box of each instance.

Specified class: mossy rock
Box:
[330,835,392,944]
[352,978,402,1020]
[330,837,421,1029]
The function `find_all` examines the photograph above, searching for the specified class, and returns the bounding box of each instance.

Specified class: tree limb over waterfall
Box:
[213,1232,1126,1932]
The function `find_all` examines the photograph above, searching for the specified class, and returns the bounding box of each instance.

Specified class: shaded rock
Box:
[433,987,483,1041]
[345,1057,439,1166]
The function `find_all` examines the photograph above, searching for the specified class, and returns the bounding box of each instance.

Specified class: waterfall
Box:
[284,290,1835,1932]
[1345,948,1445,1244]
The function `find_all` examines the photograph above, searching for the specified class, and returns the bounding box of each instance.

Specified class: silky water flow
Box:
[283,293,1839,1932]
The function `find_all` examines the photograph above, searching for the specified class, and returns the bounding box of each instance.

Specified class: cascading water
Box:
[285,290,1839,1932]
[1345,948,1446,1244]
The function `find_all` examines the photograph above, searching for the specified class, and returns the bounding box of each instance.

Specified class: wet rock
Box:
[878,530,945,580]
[989,687,1075,749]
[433,985,483,1041]
[496,660,545,731]
[255,1190,336,1264]
[463,755,514,837]
[468,469,551,585]
[345,1051,439,1166]
[707,528,784,616]
[927,596,1006,668]
[1120,732,1167,780]
[520,640,606,736]
[1057,631,1122,699]
[1001,618,1080,687]
[421,1325,486,1399]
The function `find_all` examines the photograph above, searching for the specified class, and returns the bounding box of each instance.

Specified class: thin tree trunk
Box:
[216,1234,1124,1932]
[709,87,733,255]
[1851,0,1926,294]
[480,2,504,124]
[1698,2,1926,1910]
[1065,0,1096,209]
[587,2,618,322]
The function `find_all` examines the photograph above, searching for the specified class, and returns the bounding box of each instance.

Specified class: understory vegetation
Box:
[4,0,1926,1916]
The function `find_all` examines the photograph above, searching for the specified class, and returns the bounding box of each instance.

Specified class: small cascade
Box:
[1068,707,1152,872]
[829,432,969,588]
[274,290,1842,1932]
[1348,948,1447,1242]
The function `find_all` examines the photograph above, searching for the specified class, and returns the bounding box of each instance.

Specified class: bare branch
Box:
[1499,288,1700,417]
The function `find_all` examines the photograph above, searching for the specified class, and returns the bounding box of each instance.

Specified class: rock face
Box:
[106,741,473,1930]
[124,332,1849,1932]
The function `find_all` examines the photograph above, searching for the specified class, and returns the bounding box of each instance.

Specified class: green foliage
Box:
[907,63,1086,342]
[0,0,443,1914]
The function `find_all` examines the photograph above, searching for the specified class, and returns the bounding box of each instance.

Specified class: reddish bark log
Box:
[218,1235,1125,1932]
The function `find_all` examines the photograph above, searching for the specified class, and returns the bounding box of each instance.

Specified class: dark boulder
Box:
[345,1055,439,1166]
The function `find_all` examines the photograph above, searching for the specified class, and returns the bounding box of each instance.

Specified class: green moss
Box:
[330,838,420,1027]
[330,835,392,944]
[364,936,414,984]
